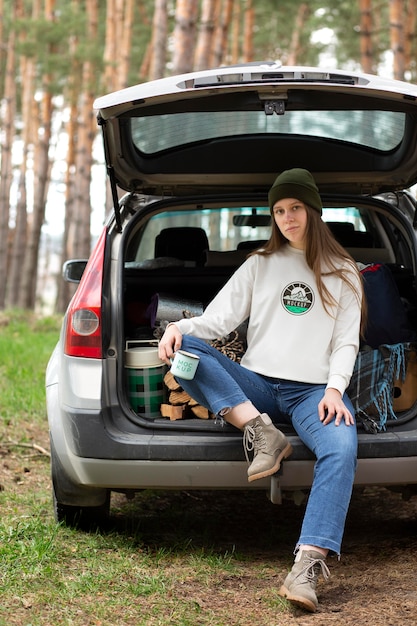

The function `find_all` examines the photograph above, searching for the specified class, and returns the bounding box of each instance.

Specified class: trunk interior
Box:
[119,194,417,433]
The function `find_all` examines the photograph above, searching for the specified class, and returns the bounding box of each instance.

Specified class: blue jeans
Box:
[178,336,358,555]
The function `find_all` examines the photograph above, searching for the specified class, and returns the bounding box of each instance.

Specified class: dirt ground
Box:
[112,482,417,625]
[2,422,417,625]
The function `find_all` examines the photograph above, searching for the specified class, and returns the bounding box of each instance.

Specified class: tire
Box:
[52,483,110,529]
[50,437,110,530]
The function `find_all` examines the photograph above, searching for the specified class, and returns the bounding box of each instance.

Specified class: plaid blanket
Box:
[347,342,411,433]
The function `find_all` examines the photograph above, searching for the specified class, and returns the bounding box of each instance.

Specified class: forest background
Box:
[0,0,416,314]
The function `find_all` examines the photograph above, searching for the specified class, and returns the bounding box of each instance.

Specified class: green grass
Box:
[1,311,417,624]
[0,310,294,626]
[0,309,62,425]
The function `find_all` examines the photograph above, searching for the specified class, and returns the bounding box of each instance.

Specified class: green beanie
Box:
[268,168,322,214]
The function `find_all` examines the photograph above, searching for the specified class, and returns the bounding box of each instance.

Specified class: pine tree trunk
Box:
[55,0,83,313]
[69,0,99,262]
[0,4,19,308]
[7,149,28,307]
[19,89,53,309]
[171,0,199,75]
[194,0,217,70]
[56,109,78,314]
[18,0,56,309]
[287,3,309,65]
[0,0,5,98]
[149,0,168,79]
[359,0,374,73]
[404,0,417,72]
[6,1,38,308]
[212,0,233,67]
[117,0,135,90]
[242,0,254,63]
[231,0,240,64]
[390,0,405,80]
[104,0,117,92]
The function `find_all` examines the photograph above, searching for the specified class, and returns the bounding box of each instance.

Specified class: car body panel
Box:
[47,442,417,492]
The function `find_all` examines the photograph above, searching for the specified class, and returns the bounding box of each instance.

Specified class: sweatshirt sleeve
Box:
[326,266,362,396]
[175,257,256,339]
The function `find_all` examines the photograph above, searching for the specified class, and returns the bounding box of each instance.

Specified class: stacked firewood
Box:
[156,320,246,420]
[160,371,213,420]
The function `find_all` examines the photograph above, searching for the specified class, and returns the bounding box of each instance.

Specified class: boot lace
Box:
[243,419,266,463]
[297,554,330,587]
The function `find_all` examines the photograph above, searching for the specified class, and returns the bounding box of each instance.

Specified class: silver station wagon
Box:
[46,63,417,526]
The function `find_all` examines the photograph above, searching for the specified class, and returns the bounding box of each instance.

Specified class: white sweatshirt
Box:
[175,244,362,396]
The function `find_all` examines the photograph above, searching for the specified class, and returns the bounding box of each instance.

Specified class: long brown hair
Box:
[252,204,367,334]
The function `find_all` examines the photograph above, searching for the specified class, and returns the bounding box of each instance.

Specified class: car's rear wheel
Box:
[50,437,111,529]
[52,485,111,529]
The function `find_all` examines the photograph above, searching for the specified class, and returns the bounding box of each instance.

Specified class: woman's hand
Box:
[318,388,355,426]
[158,324,183,364]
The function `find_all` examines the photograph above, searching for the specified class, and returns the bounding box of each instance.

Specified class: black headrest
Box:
[327,222,373,248]
[155,227,209,265]
[237,240,268,250]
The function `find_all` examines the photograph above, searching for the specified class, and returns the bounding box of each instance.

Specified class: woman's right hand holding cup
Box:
[158,323,183,364]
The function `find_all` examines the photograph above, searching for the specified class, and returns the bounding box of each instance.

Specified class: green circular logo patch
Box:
[282,282,314,315]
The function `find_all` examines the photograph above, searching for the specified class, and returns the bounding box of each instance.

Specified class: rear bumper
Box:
[56,447,417,492]
[57,402,417,459]
[48,400,417,491]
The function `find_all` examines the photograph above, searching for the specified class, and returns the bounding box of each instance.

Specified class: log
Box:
[190,405,210,419]
[169,389,192,405]
[163,370,182,391]
[160,403,187,420]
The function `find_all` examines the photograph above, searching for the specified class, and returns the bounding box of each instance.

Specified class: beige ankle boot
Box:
[279,549,330,612]
[243,413,292,482]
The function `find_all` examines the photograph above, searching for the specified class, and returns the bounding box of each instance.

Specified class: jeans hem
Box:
[296,538,341,556]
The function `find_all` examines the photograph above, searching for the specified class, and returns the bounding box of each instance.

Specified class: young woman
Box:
[158,168,364,613]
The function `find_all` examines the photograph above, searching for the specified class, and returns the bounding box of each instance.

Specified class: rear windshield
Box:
[131,110,404,154]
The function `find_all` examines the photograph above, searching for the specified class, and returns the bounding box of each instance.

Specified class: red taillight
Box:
[64,228,107,358]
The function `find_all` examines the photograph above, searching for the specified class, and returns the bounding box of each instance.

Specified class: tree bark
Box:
[171,0,199,75]
[212,0,233,67]
[242,0,254,63]
[390,0,405,80]
[103,0,117,92]
[0,3,19,308]
[231,0,240,64]
[149,0,168,80]
[0,0,5,98]
[117,0,135,90]
[19,94,53,309]
[55,0,83,313]
[287,3,310,65]
[68,0,99,263]
[404,0,417,74]
[6,0,40,307]
[19,0,56,309]
[195,0,217,71]
[359,0,374,73]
